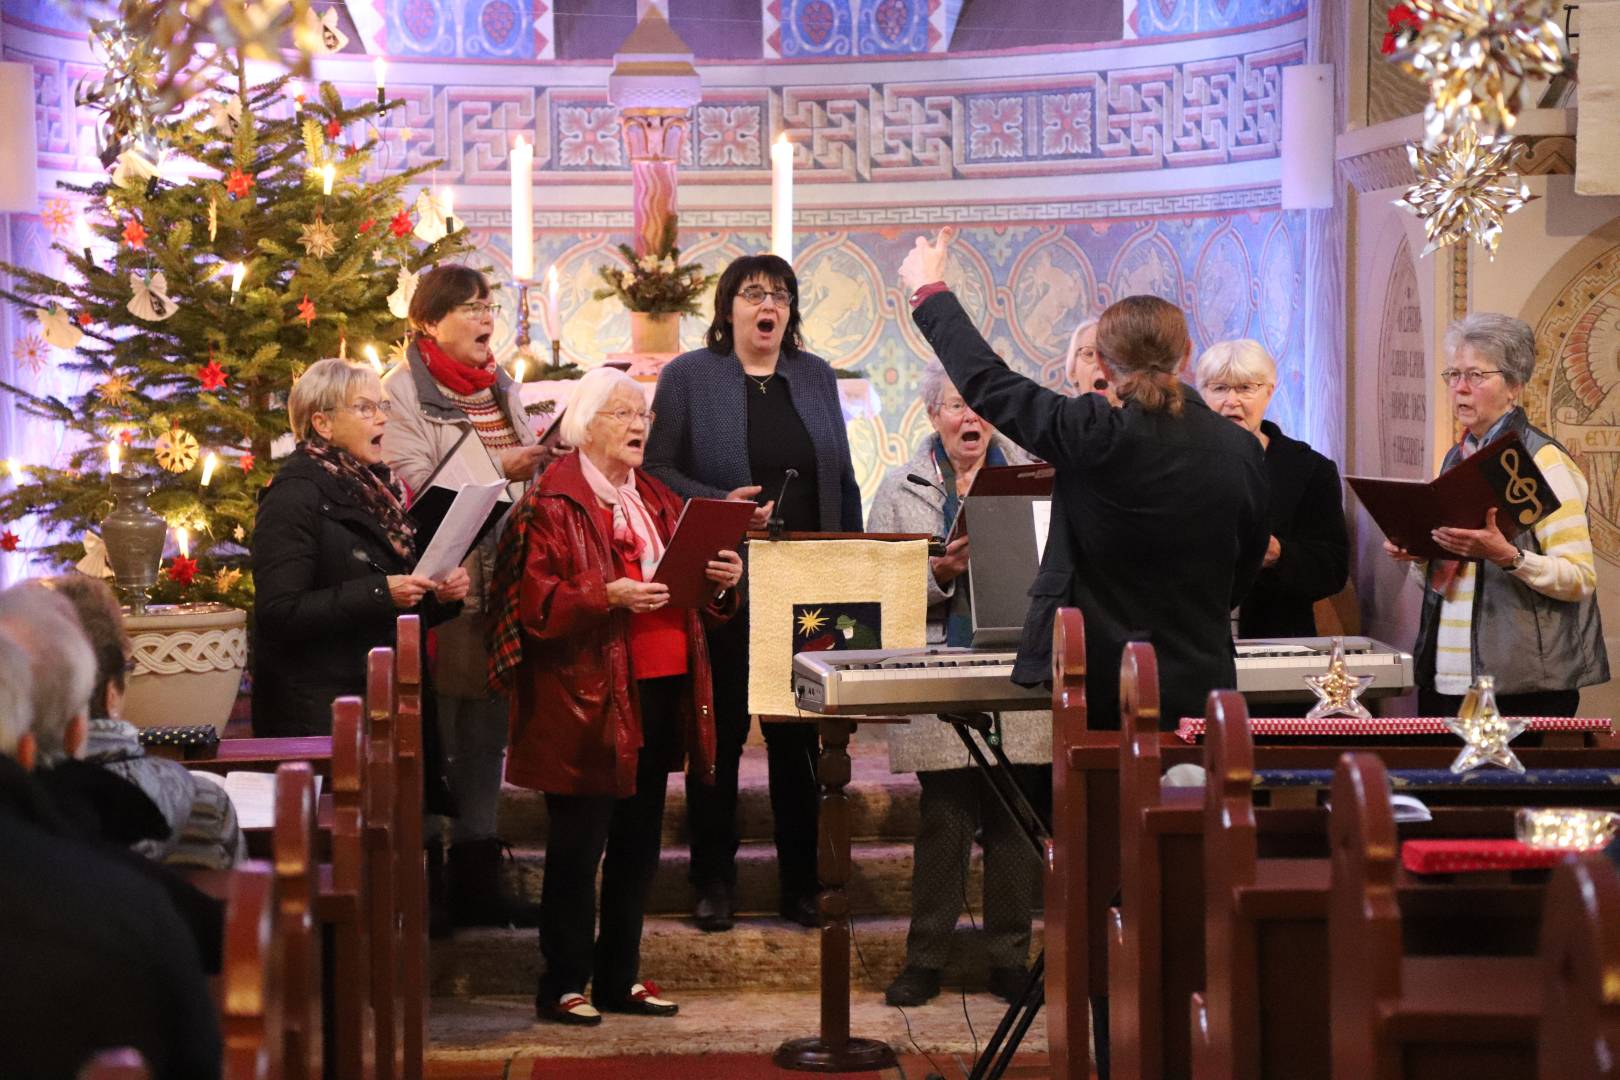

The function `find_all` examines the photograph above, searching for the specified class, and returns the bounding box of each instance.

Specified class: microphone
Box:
[906,473,954,554]
[767,468,798,539]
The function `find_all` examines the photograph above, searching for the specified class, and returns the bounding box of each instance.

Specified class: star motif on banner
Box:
[197,357,227,392]
[296,294,317,328]
[298,216,339,259]
[796,608,828,636]
[122,217,147,249]
[225,167,255,199]
[1303,636,1375,720]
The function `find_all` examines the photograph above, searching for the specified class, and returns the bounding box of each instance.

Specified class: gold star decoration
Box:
[796,608,828,636]
[388,337,410,367]
[1444,675,1528,773]
[299,215,338,259]
[1303,636,1375,720]
[214,566,243,592]
[97,374,133,405]
[1389,0,1568,147]
[154,427,200,473]
[1394,126,1534,258]
[233,524,246,542]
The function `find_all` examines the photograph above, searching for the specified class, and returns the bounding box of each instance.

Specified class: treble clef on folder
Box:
[1499,448,1542,525]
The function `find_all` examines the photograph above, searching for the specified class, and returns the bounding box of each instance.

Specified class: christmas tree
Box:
[0,55,475,607]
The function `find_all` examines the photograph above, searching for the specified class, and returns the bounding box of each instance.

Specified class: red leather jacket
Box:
[504,451,728,797]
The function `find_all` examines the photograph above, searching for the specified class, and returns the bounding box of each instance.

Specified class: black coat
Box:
[915,292,1270,729]
[1237,420,1349,639]
[0,755,221,1080]
[251,450,458,738]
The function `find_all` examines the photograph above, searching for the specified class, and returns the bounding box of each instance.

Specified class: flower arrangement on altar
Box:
[592,217,716,316]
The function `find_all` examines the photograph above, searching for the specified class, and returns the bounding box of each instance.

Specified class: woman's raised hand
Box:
[606,577,670,613]
[898,227,956,295]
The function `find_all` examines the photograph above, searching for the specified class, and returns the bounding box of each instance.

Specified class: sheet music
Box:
[1031,499,1052,560]
[412,479,507,581]
[190,770,322,830]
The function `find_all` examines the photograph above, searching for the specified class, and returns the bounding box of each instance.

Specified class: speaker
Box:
[1281,63,1336,210]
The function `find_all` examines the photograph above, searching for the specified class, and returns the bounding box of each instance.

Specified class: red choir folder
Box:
[1346,430,1561,560]
[652,498,757,608]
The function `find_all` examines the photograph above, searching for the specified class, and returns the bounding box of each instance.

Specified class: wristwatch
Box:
[1505,548,1526,571]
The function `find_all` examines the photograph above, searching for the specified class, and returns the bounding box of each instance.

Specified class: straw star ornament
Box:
[1394,126,1534,257]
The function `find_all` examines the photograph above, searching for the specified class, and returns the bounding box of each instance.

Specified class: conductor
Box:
[898,230,1269,731]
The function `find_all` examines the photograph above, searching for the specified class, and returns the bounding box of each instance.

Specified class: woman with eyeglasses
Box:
[1195,339,1348,643]
[381,264,557,933]
[1383,313,1607,716]
[643,253,863,933]
[864,361,1046,1007]
[252,358,471,741]
[487,366,743,1024]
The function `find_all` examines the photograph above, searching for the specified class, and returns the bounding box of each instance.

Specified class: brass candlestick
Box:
[514,282,531,353]
[551,339,562,367]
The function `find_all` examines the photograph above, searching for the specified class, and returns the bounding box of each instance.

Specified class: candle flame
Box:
[5,460,19,481]
[200,452,218,486]
[374,57,387,89]
[364,344,382,373]
[513,357,527,384]
[176,526,189,560]
[321,163,336,196]
[107,441,121,475]
[230,262,245,295]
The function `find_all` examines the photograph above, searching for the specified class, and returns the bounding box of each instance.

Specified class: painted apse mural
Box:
[2,0,1313,520]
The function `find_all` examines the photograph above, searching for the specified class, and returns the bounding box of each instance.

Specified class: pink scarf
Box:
[579,452,665,578]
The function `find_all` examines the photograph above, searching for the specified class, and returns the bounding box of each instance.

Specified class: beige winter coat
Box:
[380,341,538,696]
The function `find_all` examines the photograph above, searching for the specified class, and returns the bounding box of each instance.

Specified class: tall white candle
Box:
[374,57,387,105]
[363,344,382,373]
[229,262,245,298]
[770,133,793,263]
[546,265,561,337]
[200,452,218,486]
[441,188,456,233]
[510,135,535,281]
[176,526,189,559]
[107,440,121,476]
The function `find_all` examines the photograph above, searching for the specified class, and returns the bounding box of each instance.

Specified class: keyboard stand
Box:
[938,711,1052,1080]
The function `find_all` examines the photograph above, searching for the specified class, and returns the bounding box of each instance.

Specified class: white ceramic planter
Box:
[122,603,249,734]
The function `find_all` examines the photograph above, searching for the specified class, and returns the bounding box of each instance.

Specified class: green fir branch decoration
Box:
[592,215,717,316]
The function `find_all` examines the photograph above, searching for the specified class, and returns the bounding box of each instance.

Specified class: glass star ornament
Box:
[1444,675,1527,774]
[1304,636,1375,720]
[1393,126,1534,258]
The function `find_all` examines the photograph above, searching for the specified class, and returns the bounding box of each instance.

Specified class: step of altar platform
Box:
[430,916,1047,997]
[492,733,920,848]
[500,837,983,919]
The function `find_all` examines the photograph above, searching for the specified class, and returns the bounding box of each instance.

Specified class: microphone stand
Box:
[906,472,952,556]
[767,468,798,540]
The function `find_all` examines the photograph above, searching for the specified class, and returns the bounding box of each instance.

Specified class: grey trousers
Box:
[903,765,1042,971]
[427,693,509,844]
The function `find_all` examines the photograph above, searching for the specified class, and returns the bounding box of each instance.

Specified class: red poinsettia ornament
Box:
[0,530,19,553]
[166,554,198,586]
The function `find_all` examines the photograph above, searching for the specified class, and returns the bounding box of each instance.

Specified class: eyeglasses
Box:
[456,301,502,317]
[602,407,655,426]
[1439,368,1504,388]
[738,285,793,307]
[337,398,393,420]
[937,400,975,417]
[1204,382,1271,400]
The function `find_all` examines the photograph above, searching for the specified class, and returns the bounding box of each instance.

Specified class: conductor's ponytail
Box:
[1096,295,1190,417]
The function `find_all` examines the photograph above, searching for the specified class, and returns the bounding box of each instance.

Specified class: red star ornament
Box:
[118,428,136,446]
[296,294,317,327]
[389,208,412,237]
[325,119,342,139]
[166,554,198,586]
[225,167,255,199]
[341,144,360,159]
[197,357,227,391]
[358,218,376,234]
[76,311,92,327]
[0,530,18,553]
[239,453,255,473]
[122,217,147,249]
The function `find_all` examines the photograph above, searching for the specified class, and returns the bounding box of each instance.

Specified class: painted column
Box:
[607,5,701,257]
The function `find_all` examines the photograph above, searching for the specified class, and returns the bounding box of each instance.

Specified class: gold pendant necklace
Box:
[748,372,774,393]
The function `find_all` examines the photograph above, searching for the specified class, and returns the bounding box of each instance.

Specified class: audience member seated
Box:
[42,573,245,869]
[0,623,222,1079]
[1194,338,1349,641]
[489,365,743,1026]
[1383,313,1608,715]
[866,361,1046,1007]
[252,356,471,736]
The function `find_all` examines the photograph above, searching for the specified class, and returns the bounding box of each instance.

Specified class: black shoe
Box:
[987,965,1030,1004]
[884,966,942,1007]
[593,980,679,1017]
[449,837,542,929]
[693,880,734,932]
[778,893,819,928]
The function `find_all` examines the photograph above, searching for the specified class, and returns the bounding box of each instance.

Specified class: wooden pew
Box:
[393,615,428,1080]
[325,695,377,1080]
[275,762,322,1080]
[366,646,404,1080]
[1538,855,1620,1079]
[1329,753,1541,1080]
[220,862,282,1080]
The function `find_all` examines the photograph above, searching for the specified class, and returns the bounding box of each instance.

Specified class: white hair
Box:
[918,361,960,415]
[1444,313,1537,387]
[0,584,96,761]
[1064,318,1100,386]
[561,366,644,447]
[288,357,383,441]
[1194,338,1277,390]
[0,630,35,758]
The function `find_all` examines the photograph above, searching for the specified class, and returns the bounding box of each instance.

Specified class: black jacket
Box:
[0,755,221,1079]
[1236,420,1349,638]
[914,292,1270,729]
[251,450,458,738]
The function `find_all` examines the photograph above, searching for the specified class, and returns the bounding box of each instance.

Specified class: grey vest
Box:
[1415,408,1610,695]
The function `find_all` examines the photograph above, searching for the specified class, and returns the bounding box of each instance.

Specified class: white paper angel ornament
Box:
[128,271,178,322]
[34,306,84,350]
[412,190,448,244]
[387,266,419,319]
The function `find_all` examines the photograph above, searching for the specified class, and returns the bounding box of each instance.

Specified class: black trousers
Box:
[686,614,821,901]
[1418,687,1581,718]
[537,676,682,1002]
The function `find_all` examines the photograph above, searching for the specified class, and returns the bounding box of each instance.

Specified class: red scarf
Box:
[418,335,497,394]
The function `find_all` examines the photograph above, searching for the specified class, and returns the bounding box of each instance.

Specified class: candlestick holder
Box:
[376,87,386,107]
[101,468,167,615]
[551,339,562,367]
[514,282,531,352]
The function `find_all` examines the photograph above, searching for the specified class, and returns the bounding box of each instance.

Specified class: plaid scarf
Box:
[300,436,416,561]
[487,488,539,694]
